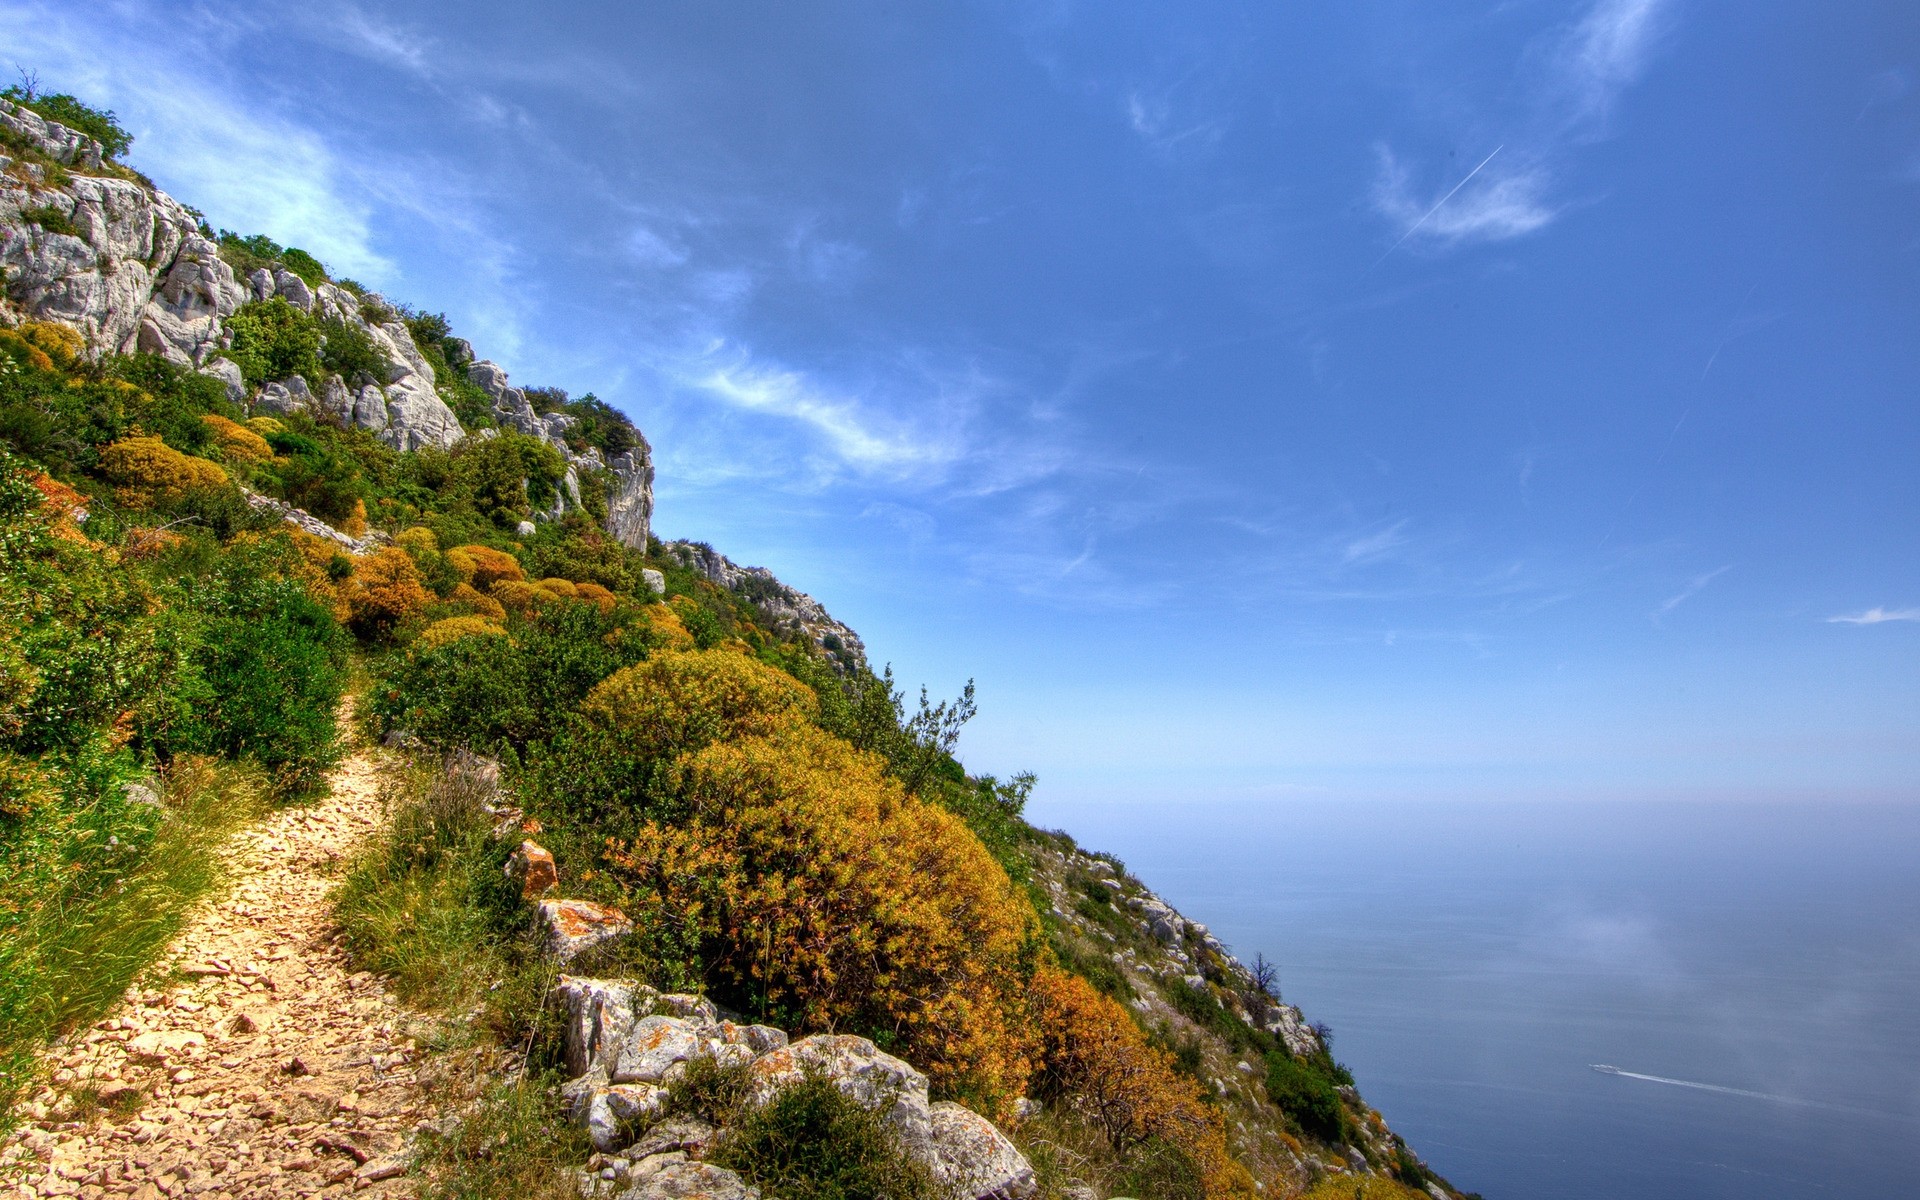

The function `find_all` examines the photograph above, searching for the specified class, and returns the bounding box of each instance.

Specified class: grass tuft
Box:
[0,757,263,1126]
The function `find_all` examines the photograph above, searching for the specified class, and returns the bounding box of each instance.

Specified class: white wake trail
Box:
[1590,1065,1911,1123]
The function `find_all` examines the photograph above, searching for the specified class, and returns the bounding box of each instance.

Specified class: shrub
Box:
[418,615,508,651]
[199,413,272,463]
[345,547,432,640]
[599,697,1037,1109]
[1262,1053,1348,1144]
[221,298,321,388]
[579,650,816,764]
[17,204,79,238]
[448,583,506,620]
[100,435,228,509]
[2,87,133,159]
[320,318,391,382]
[1029,967,1254,1200]
[446,544,525,590]
[279,247,328,286]
[712,1071,941,1200]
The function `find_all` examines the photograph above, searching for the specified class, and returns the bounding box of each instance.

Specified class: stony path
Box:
[2,746,434,1200]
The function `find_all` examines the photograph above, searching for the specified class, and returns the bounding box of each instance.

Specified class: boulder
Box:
[719,1022,787,1054]
[538,899,633,963]
[622,1116,718,1163]
[575,1082,665,1152]
[555,976,659,1079]
[641,568,666,595]
[198,358,246,403]
[443,336,475,367]
[746,1034,932,1154]
[272,267,314,311]
[611,1015,702,1085]
[252,376,315,417]
[506,840,559,899]
[618,1160,758,1200]
[926,1102,1037,1200]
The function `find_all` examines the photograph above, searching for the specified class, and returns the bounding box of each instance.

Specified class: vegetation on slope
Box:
[0,80,1460,1200]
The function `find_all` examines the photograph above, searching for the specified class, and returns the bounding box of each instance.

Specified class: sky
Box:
[9,0,1917,808]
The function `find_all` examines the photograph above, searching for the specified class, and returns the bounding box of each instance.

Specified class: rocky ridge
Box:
[0,98,653,548]
[662,541,867,670]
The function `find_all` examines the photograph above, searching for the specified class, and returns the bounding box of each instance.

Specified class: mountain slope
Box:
[0,88,1466,1200]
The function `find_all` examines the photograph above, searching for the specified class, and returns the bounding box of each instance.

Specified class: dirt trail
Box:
[2,744,434,1200]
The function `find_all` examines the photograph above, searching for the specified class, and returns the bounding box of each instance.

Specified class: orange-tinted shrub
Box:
[446,544,524,590]
[1030,966,1255,1200]
[99,436,228,509]
[608,717,1038,1112]
[535,577,578,599]
[1297,1180,1432,1200]
[199,414,273,463]
[415,615,508,651]
[447,582,507,620]
[575,581,616,613]
[338,498,369,539]
[581,649,815,763]
[19,321,82,366]
[489,578,547,614]
[343,546,431,639]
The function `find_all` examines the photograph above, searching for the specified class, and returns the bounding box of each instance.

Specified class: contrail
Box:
[1371,145,1505,269]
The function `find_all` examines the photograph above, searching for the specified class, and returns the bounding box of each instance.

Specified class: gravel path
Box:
[2,746,434,1200]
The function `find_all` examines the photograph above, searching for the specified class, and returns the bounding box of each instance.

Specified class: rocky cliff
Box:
[0,97,654,547]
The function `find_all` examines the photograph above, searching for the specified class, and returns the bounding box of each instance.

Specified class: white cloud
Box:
[1827,607,1920,626]
[1556,0,1673,127]
[1124,89,1224,155]
[684,355,947,472]
[1370,146,1556,248]
[1370,0,1674,252]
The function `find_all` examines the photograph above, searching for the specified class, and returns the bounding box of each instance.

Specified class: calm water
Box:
[1025,797,1920,1200]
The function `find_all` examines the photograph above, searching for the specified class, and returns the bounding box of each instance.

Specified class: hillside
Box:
[0,88,1468,1200]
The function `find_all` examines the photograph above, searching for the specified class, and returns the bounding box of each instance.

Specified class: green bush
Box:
[1,87,132,159]
[1263,1052,1348,1143]
[221,297,321,388]
[279,247,328,286]
[215,230,283,278]
[320,319,391,383]
[712,1072,941,1200]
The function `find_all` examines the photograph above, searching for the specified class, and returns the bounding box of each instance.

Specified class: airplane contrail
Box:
[1372,145,1505,269]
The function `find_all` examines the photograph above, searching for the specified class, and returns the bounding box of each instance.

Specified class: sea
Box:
[1024,796,1920,1200]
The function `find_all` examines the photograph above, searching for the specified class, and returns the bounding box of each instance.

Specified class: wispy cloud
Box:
[1370,0,1675,252]
[0,4,399,283]
[1124,89,1224,155]
[1653,565,1730,623]
[1342,519,1410,565]
[1827,607,1920,626]
[681,354,952,474]
[1552,0,1675,129]
[1370,146,1556,249]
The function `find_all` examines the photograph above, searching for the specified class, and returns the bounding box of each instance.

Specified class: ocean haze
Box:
[1029,795,1920,1198]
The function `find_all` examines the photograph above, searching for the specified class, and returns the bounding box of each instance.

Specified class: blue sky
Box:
[12,0,1916,806]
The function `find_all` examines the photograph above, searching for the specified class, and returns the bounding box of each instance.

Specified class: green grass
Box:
[334,750,585,1198]
[0,757,263,1127]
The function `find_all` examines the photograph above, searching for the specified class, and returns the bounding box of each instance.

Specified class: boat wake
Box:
[1589,1064,1791,1104]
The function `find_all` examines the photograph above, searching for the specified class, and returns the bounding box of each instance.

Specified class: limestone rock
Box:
[618,1160,759,1200]
[506,840,559,899]
[555,976,659,1079]
[611,1016,703,1085]
[720,1023,787,1054]
[746,1034,931,1154]
[662,542,862,667]
[926,1101,1037,1200]
[516,519,537,536]
[623,1116,718,1163]
[252,375,315,418]
[641,568,666,595]
[577,1083,666,1152]
[198,357,246,402]
[0,99,104,168]
[443,336,474,367]
[539,899,633,963]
